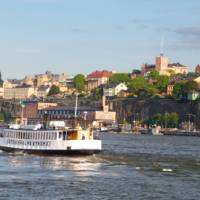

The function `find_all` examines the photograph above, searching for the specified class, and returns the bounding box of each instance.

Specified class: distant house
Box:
[37,85,50,98]
[103,83,128,97]
[131,69,142,79]
[195,64,200,75]
[86,70,112,92]
[187,92,200,101]
[167,84,174,96]
[3,79,22,88]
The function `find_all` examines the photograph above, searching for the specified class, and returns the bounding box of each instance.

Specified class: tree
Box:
[148,112,179,128]
[128,77,146,95]
[128,77,158,97]
[172,80,199,99]
[147,70,159,80]
[48,85,60,96]
[109,73,131,84]
[155,75,170,92]
[0,112,5,122]
[91,88,103,100]
[73,74,85,92]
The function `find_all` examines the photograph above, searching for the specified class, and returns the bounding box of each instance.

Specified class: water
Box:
[0,134,200,200]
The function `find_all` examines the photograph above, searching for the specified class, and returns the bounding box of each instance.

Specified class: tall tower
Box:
[155,54,168,73]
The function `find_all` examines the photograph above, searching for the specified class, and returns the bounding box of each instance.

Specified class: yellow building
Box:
[3,87,36,100]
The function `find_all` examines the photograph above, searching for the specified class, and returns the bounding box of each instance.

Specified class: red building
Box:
[86,70,112,92]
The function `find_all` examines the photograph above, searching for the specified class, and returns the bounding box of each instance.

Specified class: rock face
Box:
[109,98,200,128]
[0,100,21,121]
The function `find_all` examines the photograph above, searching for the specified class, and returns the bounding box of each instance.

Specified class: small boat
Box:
[151,125,163,136]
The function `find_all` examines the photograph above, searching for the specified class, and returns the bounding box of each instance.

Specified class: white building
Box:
[103,83,128,97]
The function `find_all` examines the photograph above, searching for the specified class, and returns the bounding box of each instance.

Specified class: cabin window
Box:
[63,131,67,140]
[46,132,49,140]
[59,132,62,139]
[38,133,41,140]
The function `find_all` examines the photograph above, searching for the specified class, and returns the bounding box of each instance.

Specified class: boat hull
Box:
[0,146,101,155]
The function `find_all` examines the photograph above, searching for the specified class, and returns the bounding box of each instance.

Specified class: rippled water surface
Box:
[0,134,200,200]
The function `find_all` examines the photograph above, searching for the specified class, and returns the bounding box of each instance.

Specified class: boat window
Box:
[59,132,62,139]
[63,131,67,140]
[38,132,41,140]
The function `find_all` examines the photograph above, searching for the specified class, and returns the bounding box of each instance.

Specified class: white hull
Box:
[0,128,102,155]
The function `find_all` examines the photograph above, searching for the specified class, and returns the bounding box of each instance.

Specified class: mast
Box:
[74,93,78,126]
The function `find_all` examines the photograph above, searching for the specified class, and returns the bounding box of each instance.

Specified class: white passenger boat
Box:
[0,124,102,155]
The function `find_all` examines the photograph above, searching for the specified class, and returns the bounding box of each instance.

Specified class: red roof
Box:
[87,70,112,78]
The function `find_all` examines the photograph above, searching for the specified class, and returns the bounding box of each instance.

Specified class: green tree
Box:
[0,112,5,122]
[148,112,179,128]
[73,74,85,92]
[155,75,170,92]
[48,85,60,96]
[173,80,198,99]
[168,112,179,128]
[109,73,131,84]
[147,70,159,80]
[91,88,103,100]
[128,77,158,97]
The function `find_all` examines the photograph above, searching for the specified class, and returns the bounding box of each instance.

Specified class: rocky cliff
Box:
[109,97,200,128]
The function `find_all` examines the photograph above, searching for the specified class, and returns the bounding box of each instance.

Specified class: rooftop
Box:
[87,70,112,79]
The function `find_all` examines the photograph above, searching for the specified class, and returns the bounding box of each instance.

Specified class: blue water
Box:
[0,134,200,200]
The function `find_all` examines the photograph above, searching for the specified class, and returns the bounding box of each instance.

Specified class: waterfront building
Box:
[22,101,57,123]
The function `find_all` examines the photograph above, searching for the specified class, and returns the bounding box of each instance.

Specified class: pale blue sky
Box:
[1,0,200,78]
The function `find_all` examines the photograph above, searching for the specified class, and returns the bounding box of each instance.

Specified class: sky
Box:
[1,0,200,79]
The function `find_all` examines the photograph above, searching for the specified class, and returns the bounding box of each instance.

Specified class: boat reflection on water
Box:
[4,152,103,177]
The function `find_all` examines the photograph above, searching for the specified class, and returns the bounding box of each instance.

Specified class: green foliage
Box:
[155,75,170,92]
[0,112,5,122]
[148,112,179,128]
[109,73,131,84]
[48,85,60,96]
[91,88,103,100]
[147,70,159,80]
[128,77,158,97]
[187,72,197,78]
[73,74,85,92]
[172,80,199,99]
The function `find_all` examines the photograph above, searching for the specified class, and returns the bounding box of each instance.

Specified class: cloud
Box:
[175,26,200,37]
[172,26,200,48]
